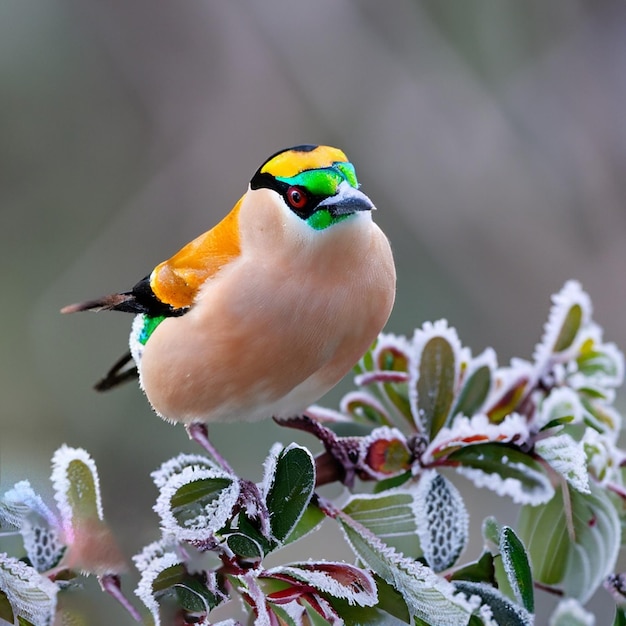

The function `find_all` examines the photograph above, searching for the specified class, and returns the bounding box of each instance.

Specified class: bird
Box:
[62,145,396,459]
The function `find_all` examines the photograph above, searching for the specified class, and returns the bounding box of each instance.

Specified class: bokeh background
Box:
[3,1,626,623]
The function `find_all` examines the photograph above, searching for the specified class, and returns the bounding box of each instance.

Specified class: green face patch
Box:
[305,209,351,231]
[276,162,359,196]
[139,315,166,345]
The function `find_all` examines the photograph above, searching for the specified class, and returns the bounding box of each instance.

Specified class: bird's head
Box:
[248,144,374,233]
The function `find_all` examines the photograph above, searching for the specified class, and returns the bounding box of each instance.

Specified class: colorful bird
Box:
[63,145,396,454]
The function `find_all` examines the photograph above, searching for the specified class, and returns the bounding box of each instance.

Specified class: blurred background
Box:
[2,0,626,623]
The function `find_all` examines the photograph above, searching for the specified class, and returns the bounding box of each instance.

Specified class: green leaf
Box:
[449,552,495,585]
[482,517,500,547]
[226,533,263,559]
[417,336,457,439]
[337,510,473,626]
[373,471,412,493]
[447,443,554,505]
[283,502,325,545]
[454,581,533,626]
[518,482,620,603]
[344,490,423,560]
[499,526,534,613]
[0,590,14,623]
[553,304,583,353]
[169,477,232,509]
[452,363,492,419]
[549,598,596,626]
[265,445,315,543]
[174,575,219,613]
[614,607,626,626]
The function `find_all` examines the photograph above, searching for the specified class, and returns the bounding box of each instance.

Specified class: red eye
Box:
[287,186,308,210]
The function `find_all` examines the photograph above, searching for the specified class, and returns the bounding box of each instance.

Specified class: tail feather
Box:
[61,293,135,314]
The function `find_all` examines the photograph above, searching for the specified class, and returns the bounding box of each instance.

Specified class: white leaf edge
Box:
[408,320,465,433]
[423,413,529,465]
[0,552,58,626]
[535,434,590,494]
[338,510,476,626]
[533,280,592,368]
[456,454,554,506]
[154,466,240,542]
[413,470,468,572]
[266,561,378,607]
[50,445,103,541]
[548,598,595,626]
[151,453,223,489]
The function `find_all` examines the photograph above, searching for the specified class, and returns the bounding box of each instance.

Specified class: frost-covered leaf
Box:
[282,503,325,546]
[499,526,534,613]
[361,427,411,479]
[413,471,468,572]
[0,481,65,572]
[535,388,583,431]
[485,360,533,424]
[448,443,554,505]
[50,446,124,575]
[134,545,224,626]
[535,434,590,493]
[452,349,496,420]
[548,598,595,626]
[0,553,58,626]
[576,338,623,386]
[21,515,65,573]
[0,481,57,531]
[343,490,421,561]
[518,482,620,603]
[411,321,461,438]
[534,281,591,367]
[151,453,223,489]
[339,391,392,425]
[155,465,240,542]
[423,413,529,463]
[450,552,496,585]
[581,398,622,436]
[337,510,474,626]
[263,444,315,544]
[366,334,413,423]
[265,562,377,607]
[51,446,103,530]
[343,472,467,572]
[454,581,533,626]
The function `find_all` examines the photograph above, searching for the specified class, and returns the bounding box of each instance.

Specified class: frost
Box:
[338,510,474,626]
[134,550,183,626]
[154,465,240,542]
[549,598,595,626]
[535,387,583,431]
[50,445,103,534]
[21,516,65,573]
[412,471,468,572]
[581,428,623,484]
[456,462,554,505]
[0,553,58,626]
[423,413,529,464]
[261,442,286,500]
[151,453,224,489]
[0,481,58,530]
[409,320,463,432]
[266,561,378,606]
[534,280,592,368]
[535,434,590,493]
[133,537,181,574]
